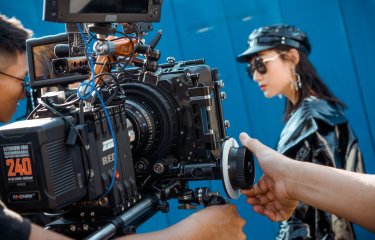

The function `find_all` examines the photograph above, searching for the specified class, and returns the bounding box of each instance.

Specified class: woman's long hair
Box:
[275,46,346,121]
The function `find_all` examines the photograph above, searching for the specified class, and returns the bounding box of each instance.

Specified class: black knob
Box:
[149,49,161,61]
[228,146,255,189]
[147,60,159,72]
[204,195,227,207]
[159,201,169,213]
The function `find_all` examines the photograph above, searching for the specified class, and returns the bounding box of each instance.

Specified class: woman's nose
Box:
[252,71,262,82]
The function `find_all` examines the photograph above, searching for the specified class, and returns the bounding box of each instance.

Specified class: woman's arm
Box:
[240,132,375,232]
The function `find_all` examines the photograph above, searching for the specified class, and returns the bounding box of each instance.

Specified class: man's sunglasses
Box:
[246,52,285,79]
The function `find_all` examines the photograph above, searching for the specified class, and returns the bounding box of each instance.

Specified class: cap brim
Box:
[236,45,276,62]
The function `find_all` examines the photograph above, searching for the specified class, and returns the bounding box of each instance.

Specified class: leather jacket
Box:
[276,97,365,240]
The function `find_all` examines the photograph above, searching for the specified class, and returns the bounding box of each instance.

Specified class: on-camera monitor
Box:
[44,0,162,23]
[70,0,149,14]
[26,33,89,88]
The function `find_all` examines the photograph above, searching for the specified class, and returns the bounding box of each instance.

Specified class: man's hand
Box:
[122,204,246,240]
[239,132,298,222]
[189,204,246,240]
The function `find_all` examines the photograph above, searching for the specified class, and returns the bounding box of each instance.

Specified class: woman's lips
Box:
[259,84,266,90]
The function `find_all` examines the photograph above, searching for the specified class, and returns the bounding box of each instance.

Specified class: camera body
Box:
[0,1,254,238]
[0,102,139,216]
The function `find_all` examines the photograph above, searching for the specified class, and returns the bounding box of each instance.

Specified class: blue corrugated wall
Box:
[1,0,374,239]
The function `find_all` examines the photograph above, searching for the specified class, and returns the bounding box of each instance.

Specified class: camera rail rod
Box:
[84,197,157,240]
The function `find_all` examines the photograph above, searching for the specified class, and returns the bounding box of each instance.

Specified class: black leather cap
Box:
[237,24,311,62]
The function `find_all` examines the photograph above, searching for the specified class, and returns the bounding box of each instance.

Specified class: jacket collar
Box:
[277,97,347,154]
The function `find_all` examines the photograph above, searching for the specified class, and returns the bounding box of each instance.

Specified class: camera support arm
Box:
[93,36,139,78]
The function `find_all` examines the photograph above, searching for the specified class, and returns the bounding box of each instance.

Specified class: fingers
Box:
[253,206,288,222]
[247,196,296,222]
[248,196,288,222]
[192,204,247,240]
[245,190,275,208]
[241,188,255,196]
[263,209,278,221]
[253,204,277,220]
[242,175,270,196]
[264,209,291,222]
[245,195,271,206]
[252,205,266,216]
[239,132,268,157]
[225,204,247,231]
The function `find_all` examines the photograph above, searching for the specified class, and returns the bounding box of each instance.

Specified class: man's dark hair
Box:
[0,14,33,69]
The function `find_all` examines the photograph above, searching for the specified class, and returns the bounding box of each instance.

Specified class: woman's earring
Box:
[296,72,302,89]
[290,78,298,92]
[290,71,302,92]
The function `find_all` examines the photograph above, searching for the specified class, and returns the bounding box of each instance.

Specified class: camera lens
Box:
[125,99,156,155]
[123,82,178,160]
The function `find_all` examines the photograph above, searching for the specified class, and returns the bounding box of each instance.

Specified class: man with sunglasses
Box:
[0,15,30,123]
[0,13,34,239]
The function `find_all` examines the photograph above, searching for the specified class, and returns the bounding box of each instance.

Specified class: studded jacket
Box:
[276,97,365,240]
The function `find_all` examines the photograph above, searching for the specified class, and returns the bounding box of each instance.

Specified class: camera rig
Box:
[0,0,255,239]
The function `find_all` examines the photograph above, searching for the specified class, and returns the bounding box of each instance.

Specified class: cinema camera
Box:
[0,0,255,239]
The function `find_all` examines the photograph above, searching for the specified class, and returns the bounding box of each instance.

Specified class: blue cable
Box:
[94,89,118,195]
[76,23,118,196]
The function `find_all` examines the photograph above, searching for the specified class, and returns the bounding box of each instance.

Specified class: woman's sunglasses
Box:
[246,52,285,79]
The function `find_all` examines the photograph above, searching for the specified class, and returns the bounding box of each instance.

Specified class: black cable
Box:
[92,71,123,105]
[51,97,80,108]
[65,92,79,102]
[26,104,43,120]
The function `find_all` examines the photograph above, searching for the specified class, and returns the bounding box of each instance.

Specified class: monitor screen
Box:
[69,0,149,14]
[26,33,89,88]
[32,42,60,82]
[44,0,161,23]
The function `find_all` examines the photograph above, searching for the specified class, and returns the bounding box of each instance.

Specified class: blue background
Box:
[1,0,374,239]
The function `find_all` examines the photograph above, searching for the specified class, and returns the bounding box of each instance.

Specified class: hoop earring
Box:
[296,72,302,89]
[290,72,302,92]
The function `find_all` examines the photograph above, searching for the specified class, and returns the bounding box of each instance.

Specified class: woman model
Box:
[237,24,365,240]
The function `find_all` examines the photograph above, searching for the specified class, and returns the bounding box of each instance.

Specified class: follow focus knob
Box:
[221,138,255,199]
[228,146,255,190]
